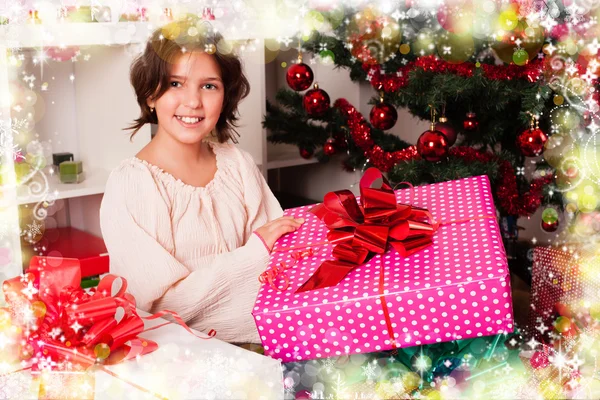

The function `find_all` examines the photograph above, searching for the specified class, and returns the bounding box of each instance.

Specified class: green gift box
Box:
[67,6,94,23]
[59,161,82,175]
[59,161,84,184]
[14,162,32,182]
[60,172,85,184]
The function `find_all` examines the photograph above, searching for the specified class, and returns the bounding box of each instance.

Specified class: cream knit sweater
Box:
[99,142,283,343]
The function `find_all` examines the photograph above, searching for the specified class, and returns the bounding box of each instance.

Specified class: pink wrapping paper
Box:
[253,175,514,362]
[529,248,578,334]
[528,247,593,339]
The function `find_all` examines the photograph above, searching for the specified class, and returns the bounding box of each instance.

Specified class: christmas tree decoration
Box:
[303,83,330,117]
[299,147,314,159]
[264,10,561,219]
[512,48,529,66]
[463,112,478,131]
[286,63,314,91]
[435,104,458,146]
[323,138,336,156]
[418,109,450,162]
[286,51,314,91]
[369,96,398,131]
[346,15,402,65]
[332,130,348,150]
[517,116,548,157]
[435,122,457,146]
[417,126,449,162]
[491,19,544,65]
[541,207,560,232]
[436,3,474,35]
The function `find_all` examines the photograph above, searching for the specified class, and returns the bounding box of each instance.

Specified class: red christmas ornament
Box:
[434,121,457,146]
[369,101,398,130]
[463,112,478,131]
[303,84,330,116]
[286,62,314,91]
[299,147,313,159]
[517,127,548,157]
[541,219,559,232]
[323,139,336,156]
[334,98,553,217]
[417,125,449,162]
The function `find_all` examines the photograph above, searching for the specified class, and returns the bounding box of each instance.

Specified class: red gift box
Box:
[40,227,109,278]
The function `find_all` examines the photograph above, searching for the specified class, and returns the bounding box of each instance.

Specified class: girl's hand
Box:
[255,216,304,251]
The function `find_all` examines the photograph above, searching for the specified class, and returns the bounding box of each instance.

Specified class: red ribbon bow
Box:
[297,168,437,293]
[2,257,159,370]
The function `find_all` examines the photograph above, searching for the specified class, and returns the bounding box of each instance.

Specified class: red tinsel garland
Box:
[334,98,553,217]
[364,55,547,93]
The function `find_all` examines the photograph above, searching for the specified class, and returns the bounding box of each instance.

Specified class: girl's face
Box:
[149,51,224,145]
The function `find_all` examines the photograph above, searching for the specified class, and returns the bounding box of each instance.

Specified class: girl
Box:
[99,20,303,344]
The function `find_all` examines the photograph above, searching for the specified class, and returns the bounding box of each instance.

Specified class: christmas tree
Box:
[263,5,598,223]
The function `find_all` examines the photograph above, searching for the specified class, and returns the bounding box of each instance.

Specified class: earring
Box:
[150,107,154,113]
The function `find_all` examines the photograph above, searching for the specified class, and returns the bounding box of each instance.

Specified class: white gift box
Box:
[1,315,283,399]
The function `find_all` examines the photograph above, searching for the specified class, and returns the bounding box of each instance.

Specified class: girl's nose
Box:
[185,89,202,109]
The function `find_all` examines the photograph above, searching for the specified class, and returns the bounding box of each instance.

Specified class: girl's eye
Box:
[203,83,218,90]
[170,81,182,88]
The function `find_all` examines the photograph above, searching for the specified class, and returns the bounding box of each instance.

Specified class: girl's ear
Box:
[146,98,155,109]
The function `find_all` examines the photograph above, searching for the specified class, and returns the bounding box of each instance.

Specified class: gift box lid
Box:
[256,175,508,313]
[40,227,109,278]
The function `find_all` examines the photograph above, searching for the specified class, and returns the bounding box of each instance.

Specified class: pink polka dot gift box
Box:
[253,170,514,362]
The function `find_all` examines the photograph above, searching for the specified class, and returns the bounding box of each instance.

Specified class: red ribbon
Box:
[259,249,315,291]
[296,168,437,293]
[2,256,215,371]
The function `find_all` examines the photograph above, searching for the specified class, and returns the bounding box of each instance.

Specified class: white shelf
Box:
[1,22,153,48]
[267,144,319,170]
[17,169,110,205]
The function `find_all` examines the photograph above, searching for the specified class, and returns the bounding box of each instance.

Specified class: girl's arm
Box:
[99,162,274,330]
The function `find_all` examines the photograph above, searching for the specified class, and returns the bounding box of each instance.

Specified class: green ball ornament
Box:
[319,50,335,64]
[541,207,560,231]
[542,207,559,224]
[512,48,529,66]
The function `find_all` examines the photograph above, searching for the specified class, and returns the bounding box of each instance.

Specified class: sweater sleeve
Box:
[99,162,272,327]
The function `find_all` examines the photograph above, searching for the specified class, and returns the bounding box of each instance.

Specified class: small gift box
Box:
[59,161,84,183]
[253,170,514,362]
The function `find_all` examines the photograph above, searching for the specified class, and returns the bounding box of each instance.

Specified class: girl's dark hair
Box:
[126,19,250,143]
